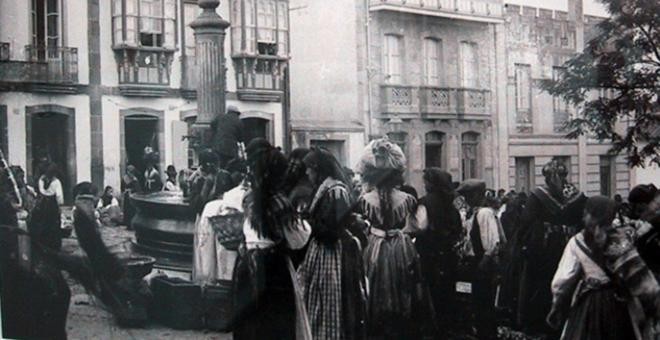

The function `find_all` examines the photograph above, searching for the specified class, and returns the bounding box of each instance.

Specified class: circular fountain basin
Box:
[130,192,196,270]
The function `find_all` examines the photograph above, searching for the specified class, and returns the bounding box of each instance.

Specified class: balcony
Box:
[0,45,79,93]
[115,49,174,97]
[381,85,420,118]
[382,85,490,118]
[369,0,503,23]
[233,56,287,102]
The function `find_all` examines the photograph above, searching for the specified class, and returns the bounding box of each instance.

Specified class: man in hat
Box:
[510,158,586,336]
[211,105,245,169]
[456,179,507,340]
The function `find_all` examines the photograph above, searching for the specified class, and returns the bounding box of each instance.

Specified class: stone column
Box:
[190,0,230,149]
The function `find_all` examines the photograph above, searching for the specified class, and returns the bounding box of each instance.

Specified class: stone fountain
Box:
[130,0,230,272]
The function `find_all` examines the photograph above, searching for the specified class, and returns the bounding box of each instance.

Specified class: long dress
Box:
[513,185,586,333]
[232,191,296,340]
[415,192,462,333]
[28,177,64,251]
[297,178,367,340]
[357,188,424,338]
[551,232,640,340]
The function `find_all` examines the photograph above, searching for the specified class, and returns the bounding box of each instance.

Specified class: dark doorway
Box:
[242,117,270,144]
[124,115,160,183]
[30,112,71,201]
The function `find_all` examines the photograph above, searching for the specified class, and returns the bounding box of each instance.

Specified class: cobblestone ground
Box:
[61,208,231,340]
[60,208,538,340]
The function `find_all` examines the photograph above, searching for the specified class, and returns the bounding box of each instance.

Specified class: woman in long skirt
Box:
[355,138,427,339]
[232,139,296,340]
[547,196,660,340]
[28,163,64,250]
[297,148,367,340]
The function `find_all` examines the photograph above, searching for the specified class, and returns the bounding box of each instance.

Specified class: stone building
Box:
[290,0,507,191]
[0,0,290,200]
[503,1,631,197]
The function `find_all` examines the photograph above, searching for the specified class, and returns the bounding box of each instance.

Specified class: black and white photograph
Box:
[0,0,659,338]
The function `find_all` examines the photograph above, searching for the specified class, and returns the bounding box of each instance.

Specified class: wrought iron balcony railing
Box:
[369,0,503,21]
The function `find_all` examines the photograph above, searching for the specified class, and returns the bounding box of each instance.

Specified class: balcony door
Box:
[31,0,62,60]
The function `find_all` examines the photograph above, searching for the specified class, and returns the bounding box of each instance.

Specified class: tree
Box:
[542,0,660,167]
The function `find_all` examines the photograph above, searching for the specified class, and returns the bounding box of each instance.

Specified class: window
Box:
[424,38,442,86]
[387,132,407,159]
[310,140,347,166]
[425,131,445,168]
[600,156,615,197]
[515,63,532,133]
[515,157,534,193]
[383,34,402,83]
[231,0,288,57]
[553,67,569,132]
[31,0,62,60]
[461,132,479,180]
[183,2,201,56]
[112,0,176,49]
[460,42,478,88]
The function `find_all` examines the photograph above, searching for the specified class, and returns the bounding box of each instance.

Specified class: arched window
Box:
[461,132,480,180]
[425,131,445,168]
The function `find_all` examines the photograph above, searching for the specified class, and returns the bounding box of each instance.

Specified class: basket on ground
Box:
[209,212,245,250]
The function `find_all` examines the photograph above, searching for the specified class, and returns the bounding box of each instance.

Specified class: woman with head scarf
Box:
[547,196,660,340]
[414,168,463,335]
[296,148,367,340]
[355,137,425,339]
[512,159,587,335]
[232,138,297,340]
[28,162,64,250]
[283,148,313,212]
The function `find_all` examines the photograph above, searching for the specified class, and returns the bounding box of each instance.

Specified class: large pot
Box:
[130,192,196,269]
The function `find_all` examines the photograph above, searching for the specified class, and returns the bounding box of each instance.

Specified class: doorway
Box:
[27,109,76,203]
[242,117,271,144]
[124,115,160,183]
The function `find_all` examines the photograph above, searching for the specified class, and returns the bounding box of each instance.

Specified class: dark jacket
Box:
[211,113,244,158]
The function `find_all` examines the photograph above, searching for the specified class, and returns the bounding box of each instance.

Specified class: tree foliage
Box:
[541,0,660,167]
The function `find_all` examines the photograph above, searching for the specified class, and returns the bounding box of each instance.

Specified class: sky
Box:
[504,0,610,17]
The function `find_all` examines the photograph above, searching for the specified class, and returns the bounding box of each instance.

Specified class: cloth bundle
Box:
[356,137,406,173]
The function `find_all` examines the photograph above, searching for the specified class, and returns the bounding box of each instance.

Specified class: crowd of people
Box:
[1,133,659,340]
[185,137,660,340]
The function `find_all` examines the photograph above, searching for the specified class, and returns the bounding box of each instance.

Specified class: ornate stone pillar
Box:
[190,0,230,149]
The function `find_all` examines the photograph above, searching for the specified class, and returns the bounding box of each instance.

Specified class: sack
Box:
[283,218,311,250]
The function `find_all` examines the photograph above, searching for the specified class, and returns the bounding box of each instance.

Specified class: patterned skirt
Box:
[298,238,344,339]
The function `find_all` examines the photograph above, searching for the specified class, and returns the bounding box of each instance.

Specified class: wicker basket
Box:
[209,212,245,251]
